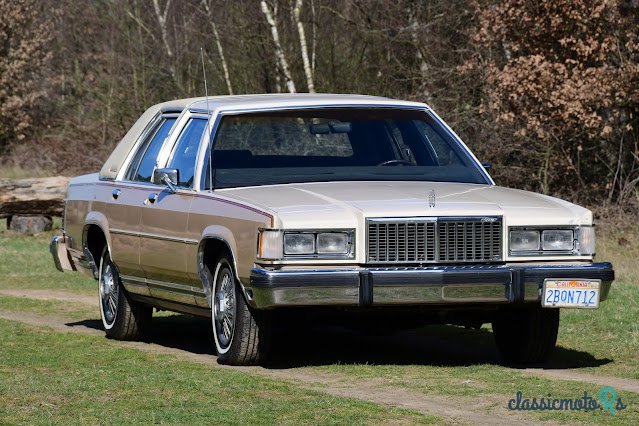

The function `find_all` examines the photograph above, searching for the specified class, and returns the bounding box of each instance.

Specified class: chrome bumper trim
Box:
[50,235,75,272]
[249,263,614,309]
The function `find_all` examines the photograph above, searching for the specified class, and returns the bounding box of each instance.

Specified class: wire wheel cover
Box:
[100,263,119,326]
[214,270,236,349]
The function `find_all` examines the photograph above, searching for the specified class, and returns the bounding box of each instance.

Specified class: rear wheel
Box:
[209,256,270,365]
[492,305,559,364]
[99,247,151,340]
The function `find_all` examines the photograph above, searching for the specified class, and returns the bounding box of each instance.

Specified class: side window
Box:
[167,118,207,187]
[127,117,177,182]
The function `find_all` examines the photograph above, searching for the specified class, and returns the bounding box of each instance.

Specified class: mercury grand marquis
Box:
[51,94,614,365]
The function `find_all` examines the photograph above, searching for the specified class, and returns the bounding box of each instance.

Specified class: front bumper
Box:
[249,262,614,309]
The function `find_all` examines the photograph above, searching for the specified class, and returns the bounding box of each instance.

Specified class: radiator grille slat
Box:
[367,218,502,264]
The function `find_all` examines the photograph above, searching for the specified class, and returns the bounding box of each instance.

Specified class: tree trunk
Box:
[293,0,315,92]
[0,176,70,217]
[202,0,234,95]
[260,0,296,93]
[152,0,180,89]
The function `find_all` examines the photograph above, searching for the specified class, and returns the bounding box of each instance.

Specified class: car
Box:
[50,93,614,365]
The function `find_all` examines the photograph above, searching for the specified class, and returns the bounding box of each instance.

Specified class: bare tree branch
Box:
[124,10,157,43]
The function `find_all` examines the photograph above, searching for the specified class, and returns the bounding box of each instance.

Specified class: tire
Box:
[492,305,559,365]
[209,256,270,365]
[98,247,151,340]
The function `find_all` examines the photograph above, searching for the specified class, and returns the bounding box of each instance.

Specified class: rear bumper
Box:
[50,234,75,272]
[249,262,614,309]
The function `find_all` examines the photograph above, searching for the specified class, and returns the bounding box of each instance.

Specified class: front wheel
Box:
[492,305,559,364]
[99,247,151,340]
[209,256,270,365]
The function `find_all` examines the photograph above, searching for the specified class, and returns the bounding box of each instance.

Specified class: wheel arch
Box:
[197,231,249,308]
[82,212,112,280]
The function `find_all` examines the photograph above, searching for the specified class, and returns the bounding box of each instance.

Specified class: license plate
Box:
[542,279,601,309]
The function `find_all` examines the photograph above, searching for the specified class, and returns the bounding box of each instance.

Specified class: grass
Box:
[0,220,441,424]
[0,218,95,295]
[0,319,437,425]
[558,282,639,378]
[0,295,97,320]
[0,218,638,424]
[596,224,639,284]
[316,362,639,424]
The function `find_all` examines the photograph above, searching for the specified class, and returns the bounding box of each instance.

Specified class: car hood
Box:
[217,181,591,229]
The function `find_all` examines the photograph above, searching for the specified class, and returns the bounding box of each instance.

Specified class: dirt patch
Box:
[0,309,535,425]
[3,288,638,400]
[0,309,103,336]
[522,368,639,394]
[0,289,96,307]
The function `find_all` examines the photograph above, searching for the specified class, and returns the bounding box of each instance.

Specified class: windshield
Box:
[202,108,489,189]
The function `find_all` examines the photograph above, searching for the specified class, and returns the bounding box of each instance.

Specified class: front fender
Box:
[196,226,244,306]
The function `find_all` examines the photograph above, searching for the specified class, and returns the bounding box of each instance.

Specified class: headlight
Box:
[258,229,354,259]
[284,233,315,255]
[317,232,349,254]
[509,226,593,256]
[510,230,540,251]
[542,230,574,251]
[578,226,596,255]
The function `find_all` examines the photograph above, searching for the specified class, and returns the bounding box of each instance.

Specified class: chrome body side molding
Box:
[120,274,206,303]
[110,228,199,245]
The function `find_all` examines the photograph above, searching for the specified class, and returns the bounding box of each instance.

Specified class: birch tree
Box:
[152,0,178,87]
[202,0,233,95]
[260,0,296,93]
[310,0,316,74]
[292,0,315,92]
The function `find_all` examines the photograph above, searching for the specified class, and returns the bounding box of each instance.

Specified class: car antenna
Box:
[201,47,213,192]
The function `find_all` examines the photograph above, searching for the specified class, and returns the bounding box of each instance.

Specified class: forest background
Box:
[1,0,638,215]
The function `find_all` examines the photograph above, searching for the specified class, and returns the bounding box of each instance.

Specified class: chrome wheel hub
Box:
[100,263,118,325]
[214,271,235,349]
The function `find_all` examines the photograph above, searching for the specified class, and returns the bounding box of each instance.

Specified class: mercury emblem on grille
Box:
[428,189,436,208]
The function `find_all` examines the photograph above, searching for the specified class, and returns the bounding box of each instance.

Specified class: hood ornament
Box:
[428,189,436,208]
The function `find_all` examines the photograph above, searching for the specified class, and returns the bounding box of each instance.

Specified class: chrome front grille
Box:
[367,217,502,264]
[368,221,436,262]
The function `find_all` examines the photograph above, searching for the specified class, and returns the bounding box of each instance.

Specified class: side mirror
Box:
[481,162,492,171]
[153,168,179,193]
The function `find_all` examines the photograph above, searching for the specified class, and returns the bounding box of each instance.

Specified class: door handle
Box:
[112,189,121,199]
[145,193,158,205]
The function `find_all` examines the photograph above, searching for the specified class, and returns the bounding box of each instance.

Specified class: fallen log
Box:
[0,176,70,217]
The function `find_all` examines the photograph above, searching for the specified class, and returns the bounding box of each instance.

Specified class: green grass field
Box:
[0,219,637,424]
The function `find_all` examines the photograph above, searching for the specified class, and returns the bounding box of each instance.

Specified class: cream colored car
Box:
[51,94,614,365]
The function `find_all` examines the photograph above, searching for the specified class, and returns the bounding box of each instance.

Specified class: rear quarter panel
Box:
[64,174,101,252]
